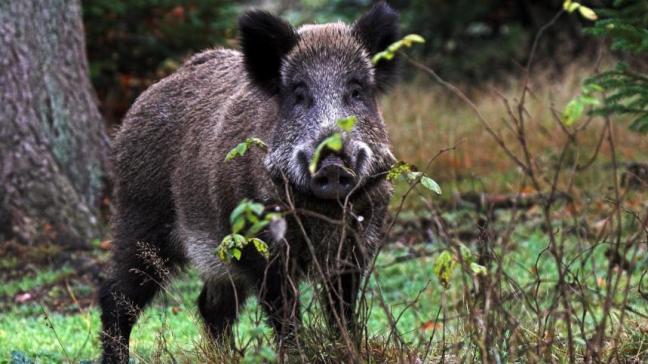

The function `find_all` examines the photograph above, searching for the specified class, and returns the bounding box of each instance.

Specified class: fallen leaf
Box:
[591,218,610,235]
[520,186,534,195]
[420,320,442,331]
[15,292,33,303]
[99,240,112,250]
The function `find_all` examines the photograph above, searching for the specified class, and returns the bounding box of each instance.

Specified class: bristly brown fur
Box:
[99,3,400,363]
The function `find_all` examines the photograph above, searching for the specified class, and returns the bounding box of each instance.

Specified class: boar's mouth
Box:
[308,153,357,200]
[266,146,391,202]
[265,142,394,202]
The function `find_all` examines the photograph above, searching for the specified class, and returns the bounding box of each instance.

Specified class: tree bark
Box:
[0,0,110,248]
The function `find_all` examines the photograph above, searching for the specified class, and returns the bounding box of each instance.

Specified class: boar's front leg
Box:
[181,227,251,345]
[253,256,301,345]
[198,278,249,344]
[323,203,389,337]
[322,262,364,337]
[322,225,379,338]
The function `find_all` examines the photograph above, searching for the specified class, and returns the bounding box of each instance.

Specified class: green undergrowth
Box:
[2,219,646,363]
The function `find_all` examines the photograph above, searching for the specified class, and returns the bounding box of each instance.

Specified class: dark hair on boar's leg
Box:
[99,1,399,362]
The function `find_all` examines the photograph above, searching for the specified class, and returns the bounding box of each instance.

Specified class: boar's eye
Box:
[295,91,306,105]
[293,83,310,107]
[347,81,365,103]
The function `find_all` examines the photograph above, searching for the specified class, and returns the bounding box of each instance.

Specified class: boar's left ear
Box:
[239,10,298,94]
[353,1,400,92]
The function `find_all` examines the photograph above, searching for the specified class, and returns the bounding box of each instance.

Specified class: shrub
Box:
[586,0,648,132]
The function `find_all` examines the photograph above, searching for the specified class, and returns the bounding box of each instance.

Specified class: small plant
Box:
[585,0,648,132]
[387,161,442,195]
[432,251,456,289]
[216,199,280,263]
[433,245,486,289]
[372,34,425,65]
[562,82,603,125]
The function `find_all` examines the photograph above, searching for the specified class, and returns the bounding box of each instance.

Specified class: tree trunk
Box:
[0,0,110,248]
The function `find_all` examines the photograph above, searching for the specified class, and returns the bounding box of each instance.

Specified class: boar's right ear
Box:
[353,1,400,92]
[239,10,298,94]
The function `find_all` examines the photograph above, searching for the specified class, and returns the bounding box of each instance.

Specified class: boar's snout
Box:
[310,153,357,200]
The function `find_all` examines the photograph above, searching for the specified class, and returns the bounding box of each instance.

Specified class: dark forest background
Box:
[83,0,607,125]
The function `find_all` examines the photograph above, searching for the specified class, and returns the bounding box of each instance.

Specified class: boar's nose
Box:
[310,154,357,200]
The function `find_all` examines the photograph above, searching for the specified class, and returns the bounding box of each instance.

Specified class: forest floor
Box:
[1,204,647,363]
[2,72,648,362]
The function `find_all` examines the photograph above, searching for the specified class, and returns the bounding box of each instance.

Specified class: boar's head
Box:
[240,2,399,200]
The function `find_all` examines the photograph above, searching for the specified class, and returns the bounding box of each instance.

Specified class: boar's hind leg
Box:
[197,278,249,345]
[99,211,184,364]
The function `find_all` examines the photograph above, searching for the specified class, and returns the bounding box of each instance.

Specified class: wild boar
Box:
[99,2,399,362]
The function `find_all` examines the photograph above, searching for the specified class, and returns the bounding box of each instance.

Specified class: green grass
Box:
[0,266,75,299]
[0,243,437,362]
[0,245,439,363]
[2,220,646,363]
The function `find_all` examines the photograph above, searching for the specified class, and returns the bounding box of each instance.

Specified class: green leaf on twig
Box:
[309,133,343,174]
[309,116,359,174]
[562,82,603,126]
[421,176,442,195]
[336,115,357,132]
[225,137,268,161]
[470,262,488,275]
[372,34,426,65]
[387,161,442,195]
[563,99,585,126]
[387,161,414,181]
[433,250,456,289]
[217,233,247,262]
[217,199,281,263]
[563,1,597,20]
[250,238,269,259]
